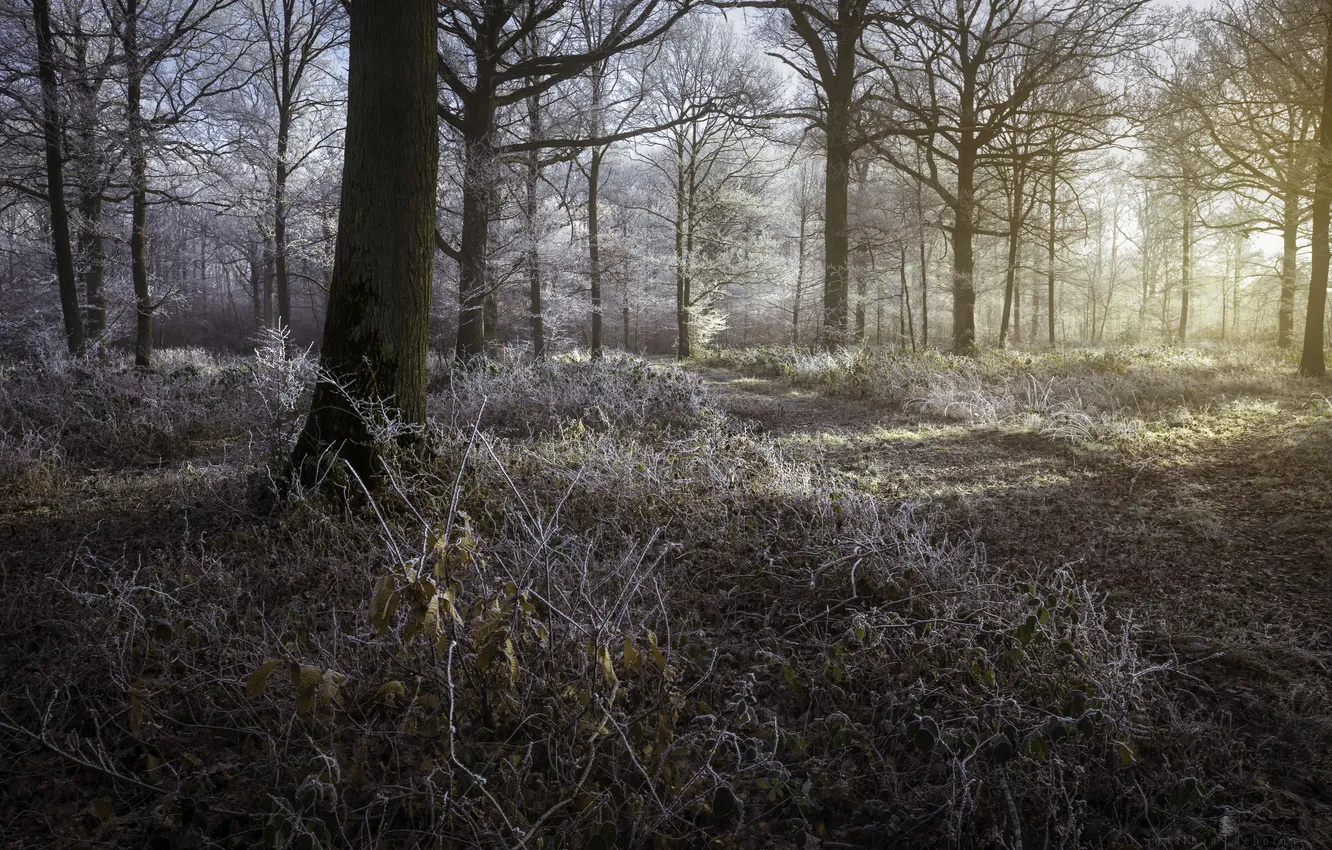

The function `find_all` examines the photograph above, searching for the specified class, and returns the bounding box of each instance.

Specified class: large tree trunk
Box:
[1301,10,1332,377]
[33,0,84,355]
[291,0,438,481]
[823,76,852,347]
[824,132,850,347]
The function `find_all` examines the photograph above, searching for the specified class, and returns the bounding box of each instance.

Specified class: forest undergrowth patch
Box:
[700,344,1308,451]
[0,344,1312,849]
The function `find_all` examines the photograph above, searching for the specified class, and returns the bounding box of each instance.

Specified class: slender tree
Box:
[252,0,345,341]
[870,0,1148,352]
[436,0,697,362]
[33,0,84,354]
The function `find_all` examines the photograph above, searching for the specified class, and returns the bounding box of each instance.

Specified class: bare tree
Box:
[869,0,1150,352]
[33,0,85,353]
[436,0,697,362]
[250,0,345,342]
[746,0,890,347]
[105,0,250,366]
[1191,0,1321,348]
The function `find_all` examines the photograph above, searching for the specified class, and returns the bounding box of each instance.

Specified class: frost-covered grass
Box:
[0,345,1279,848]
[702,344,1306,446]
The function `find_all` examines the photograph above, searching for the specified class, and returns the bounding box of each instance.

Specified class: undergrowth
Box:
[701,344,1306,447]
[0,346,1263,849]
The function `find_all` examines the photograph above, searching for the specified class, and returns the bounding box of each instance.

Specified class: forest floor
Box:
[688,353,1332,842]
[3,344,1330,849]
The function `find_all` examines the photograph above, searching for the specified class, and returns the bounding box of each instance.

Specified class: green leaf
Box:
[247,660,282,698]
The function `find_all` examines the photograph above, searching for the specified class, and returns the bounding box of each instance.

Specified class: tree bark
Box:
[588,145,604,359]
[455,93,497,361]
[824,126,851,347]
[1300,7,1332,377]
[33,0,84,355]
[76,192,105,345]
[1279,180,1298,348]
[901,248,915,350]
[1178,187,1191,344]
[291,0,438,481]
[998,167,1023,348]
[274,107,293,339]
[920,236,928,348]
[674,137,691,358]
[124,1,153,367]
[952,135,977,352]
[1047,153,1057,346]
[524,79,544,358]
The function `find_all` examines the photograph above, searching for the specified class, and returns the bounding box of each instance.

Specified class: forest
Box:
[2,0,1332,847]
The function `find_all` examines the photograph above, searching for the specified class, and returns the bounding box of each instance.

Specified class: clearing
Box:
[690,355,1332,840]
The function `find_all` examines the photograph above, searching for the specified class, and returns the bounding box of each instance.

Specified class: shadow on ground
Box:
[691,363,1332,840]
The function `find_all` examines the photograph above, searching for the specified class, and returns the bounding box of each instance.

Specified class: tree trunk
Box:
[77,192,105,345]
[262,234,275,327]
[1047,154,1057,346]
[455,93,497,361]
[952,150,977,352]
[588,145,604,359]
[34,0,84,355]
[1013,248,1022,345]
[998,170,1023,348]
[249,245,263,329]
[674,139,690,359]
[823,108,851,347]
[901,249,915,350]
[853,251,867,343]
[919,237,928,348]
[1140,195,1150,339]
[1178,187,1191,344]
[274,108,293,340]
[1300,9,1332,377]
[525,77,544,358]
[291,0,438,481]
[125,3,152,367]
[1279,181,1298,348]
[793,198,807,345]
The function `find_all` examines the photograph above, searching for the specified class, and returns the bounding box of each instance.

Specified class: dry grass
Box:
[0,341,1315,849]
